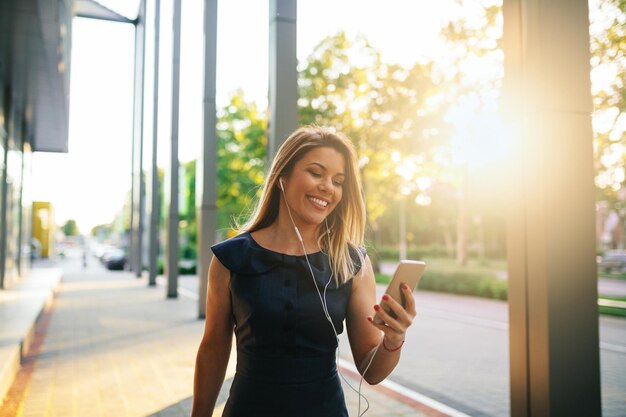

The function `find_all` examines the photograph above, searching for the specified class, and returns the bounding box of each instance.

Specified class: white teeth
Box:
[308,197,328,207]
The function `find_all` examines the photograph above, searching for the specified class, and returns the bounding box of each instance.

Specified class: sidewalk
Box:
[0,257,438,417]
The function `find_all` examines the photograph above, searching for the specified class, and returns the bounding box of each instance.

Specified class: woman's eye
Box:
[309,171,321,177]
[333,181,344,187]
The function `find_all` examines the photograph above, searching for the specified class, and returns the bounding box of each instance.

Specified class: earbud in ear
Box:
[279,178,285,192]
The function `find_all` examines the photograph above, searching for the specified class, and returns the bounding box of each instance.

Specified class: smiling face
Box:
[281,146,346,228]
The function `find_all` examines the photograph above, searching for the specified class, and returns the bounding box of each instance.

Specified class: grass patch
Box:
[598,296,626,318]
[422,257,508,277]
[406,257,508,300]
[601,296,626,302]
[375,258,507,300]
[419,269,508,300]
[375,273,391,285]
[598,305,626,318]
[597,271,626,280]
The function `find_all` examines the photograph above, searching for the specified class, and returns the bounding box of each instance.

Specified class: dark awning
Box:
[75,0,137,24]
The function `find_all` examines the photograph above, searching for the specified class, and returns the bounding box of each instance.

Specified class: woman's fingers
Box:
[367,285,418,346]
[376,303,402,328]
[368,288,416,329]
[368,312,404,336]
[401,283,417,317]
[381,292,415,325]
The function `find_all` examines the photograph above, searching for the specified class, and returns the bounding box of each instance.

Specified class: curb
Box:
[0,268,62,403]
[337,358,471,417]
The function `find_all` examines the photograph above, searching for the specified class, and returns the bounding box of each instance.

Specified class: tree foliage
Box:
[436,0,626,255]
[590,0,626,206]
[428,1,506,263]
[296,26,509,262]
[298,32,448,240]
[216,91,267,233]
[180,160,197,259]
[62,219,79,236]
[91,223,113,239]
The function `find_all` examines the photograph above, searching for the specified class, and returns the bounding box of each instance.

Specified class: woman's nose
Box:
[319,177,332,192]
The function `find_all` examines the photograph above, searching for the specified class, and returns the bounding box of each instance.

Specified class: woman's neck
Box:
[256,216,321,255]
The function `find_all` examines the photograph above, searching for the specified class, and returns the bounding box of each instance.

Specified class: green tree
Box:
[146,93,265,262]
[180,160,197,259]
[91,223,113,240]
[62,219,79,236]
[437,0,626,259]
[590,0,626,246]
[436,1,506,265]
[298,32,448,256]
[216,91,267,235]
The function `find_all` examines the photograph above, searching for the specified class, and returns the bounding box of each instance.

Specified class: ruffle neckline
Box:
[211,232,362,290]
[211,232,329,277]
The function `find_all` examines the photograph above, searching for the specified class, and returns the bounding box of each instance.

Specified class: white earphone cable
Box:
[280,180,378,416]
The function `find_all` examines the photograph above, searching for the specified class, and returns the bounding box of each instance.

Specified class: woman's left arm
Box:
[346,255,416,385]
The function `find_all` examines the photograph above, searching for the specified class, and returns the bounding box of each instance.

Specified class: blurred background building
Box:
[0,0,139,289]
[0,0,72,288]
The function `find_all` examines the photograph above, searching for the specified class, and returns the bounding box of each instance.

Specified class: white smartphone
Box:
[373,260,426,324]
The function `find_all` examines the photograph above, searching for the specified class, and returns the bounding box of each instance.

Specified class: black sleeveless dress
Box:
[211,232,362,417]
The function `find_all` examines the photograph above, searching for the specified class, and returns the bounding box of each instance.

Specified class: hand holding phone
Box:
[373,260,426,325]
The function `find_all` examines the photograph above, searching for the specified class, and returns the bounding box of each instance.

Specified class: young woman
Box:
[191,126,416,417]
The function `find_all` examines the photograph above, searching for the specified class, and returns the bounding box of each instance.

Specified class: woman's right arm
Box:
[191,255,235,417]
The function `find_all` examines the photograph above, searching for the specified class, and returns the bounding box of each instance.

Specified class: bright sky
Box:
[31,0,461,233]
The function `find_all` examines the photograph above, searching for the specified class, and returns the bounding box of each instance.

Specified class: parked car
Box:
[102,248,127,271]
[598,250,626,273]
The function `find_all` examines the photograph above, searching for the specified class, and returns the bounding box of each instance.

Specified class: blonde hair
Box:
[240,125,366,284]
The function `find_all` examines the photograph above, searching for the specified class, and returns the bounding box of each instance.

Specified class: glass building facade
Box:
[0,0,72,288]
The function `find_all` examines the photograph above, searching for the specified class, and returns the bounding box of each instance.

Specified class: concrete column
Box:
[0,104,7,289]
[15,115,24,276]
[503,1,601,416]
[131,0,147,278]
[196,0,218,318]
[165,0,182,298]
[268,0,297,158]
[129,147,135,271]
[148,0,161,287]
[19,133,32,277]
